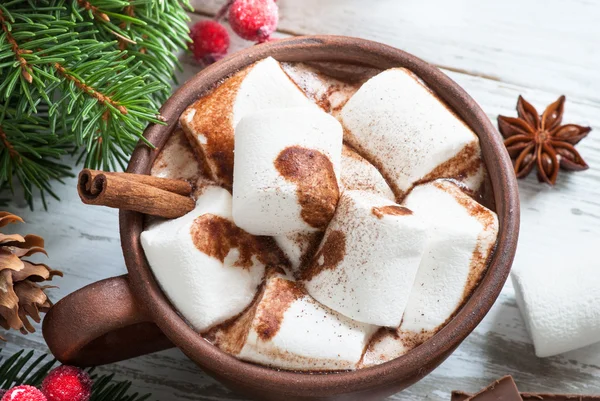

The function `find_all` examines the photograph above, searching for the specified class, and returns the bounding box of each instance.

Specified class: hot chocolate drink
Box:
[141,57,499,371]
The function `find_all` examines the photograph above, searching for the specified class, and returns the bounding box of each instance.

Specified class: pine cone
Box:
[0,212,62,339]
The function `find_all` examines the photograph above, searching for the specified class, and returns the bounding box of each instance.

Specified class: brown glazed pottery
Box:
[43,36,520,401]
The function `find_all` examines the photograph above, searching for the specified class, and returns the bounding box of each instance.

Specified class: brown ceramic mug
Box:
[43,36,520,401]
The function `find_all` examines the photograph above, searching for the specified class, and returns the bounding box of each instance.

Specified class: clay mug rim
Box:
[43,35,520,400]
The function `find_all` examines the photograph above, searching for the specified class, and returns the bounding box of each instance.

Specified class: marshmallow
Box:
[270,144,392,273]
[340,68,482,197]
[359,181,499,367]
[211,274,377,371]
[141,186,287,332]
[512,259,600,357]
[232,107,343,236]
[180,57,318,188]
[274,231,322,274]
[359,328,409,368]
[150,128,205,182]
[302,190,429,327]
[341,145,395,201]
[272,146,394,275]
[281,62,364,115]
[401,180,498,335]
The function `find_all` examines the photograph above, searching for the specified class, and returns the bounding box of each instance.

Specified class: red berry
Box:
[41,366,92,401]
[1,386,46,401]
[189,20,230,63]
[228,0,278,42]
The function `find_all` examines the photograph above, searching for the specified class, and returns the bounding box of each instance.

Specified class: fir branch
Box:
[75,0,110,22]
[74,0,191,103]
[0,125,19,160]
[0,0,191,207]
[0,7,32,83]
[54,62,128,115]
[117,4,135,50]
[0,103,73,208]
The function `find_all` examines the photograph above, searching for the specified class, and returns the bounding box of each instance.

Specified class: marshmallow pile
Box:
[143,57,499,371]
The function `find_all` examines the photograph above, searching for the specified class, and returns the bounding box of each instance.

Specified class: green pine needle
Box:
[0,0,191,208]
[0,349,152,400]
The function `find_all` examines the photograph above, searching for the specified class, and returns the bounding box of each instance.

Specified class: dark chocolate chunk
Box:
[451,391,471,401]
[453,389,600,400]
[454,376,522,400]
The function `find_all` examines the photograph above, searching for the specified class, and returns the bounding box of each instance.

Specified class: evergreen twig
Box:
[0,0,191,208]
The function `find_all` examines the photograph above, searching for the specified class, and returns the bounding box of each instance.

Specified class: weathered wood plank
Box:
[191,0,600,102]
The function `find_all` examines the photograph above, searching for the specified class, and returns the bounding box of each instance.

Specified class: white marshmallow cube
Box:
[233,107,343,236]
[180,57,318,188]
[512,258,600,358]
[212,274,377,371]
[340,68,482,197]
[340,145,395,201]
[141,186,285,332]
[302,190,429,327]
[401,180,499,335]
[273,146,395,275]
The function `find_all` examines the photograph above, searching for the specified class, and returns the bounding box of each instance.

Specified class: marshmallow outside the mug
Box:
[303,190,429,327]
[140,186,267,332]
[212,274,377,371]
[400,180,498,335]
[180,57,318,188]
[512,256,600,358]
[340,68,482,197]
[232,107,343,236]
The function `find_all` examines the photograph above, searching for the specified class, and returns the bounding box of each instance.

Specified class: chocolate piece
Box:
[453,390,600,400]
[451,391,473,401]
[456,376,522,400]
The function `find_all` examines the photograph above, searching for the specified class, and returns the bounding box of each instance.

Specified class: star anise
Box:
[498,95,591,185]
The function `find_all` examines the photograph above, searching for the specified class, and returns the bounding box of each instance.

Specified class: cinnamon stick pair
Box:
[78,169,195,219]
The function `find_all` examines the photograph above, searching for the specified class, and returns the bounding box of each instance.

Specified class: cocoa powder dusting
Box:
[359,327,397,366]
[274,146,340,229]
[433,181,498,308]
[190,214,288,269]
[301,230,346,281]
[372,205,412,219]
[180,67,250,189]
[434,181,495,233]
[342,130,404,201]
[296,231,324,276]
[421,142,482,185]
[254,278,304,341]
[399,329,434,350]
[207,282,267,353]
[150,128,209,183]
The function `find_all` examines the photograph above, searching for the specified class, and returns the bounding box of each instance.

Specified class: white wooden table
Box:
[5,1,600,399]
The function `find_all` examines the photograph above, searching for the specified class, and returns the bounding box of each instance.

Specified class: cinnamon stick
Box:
[78,169,195,219]
[82,169,192,196]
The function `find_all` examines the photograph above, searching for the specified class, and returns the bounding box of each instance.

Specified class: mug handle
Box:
[42,275,174,366]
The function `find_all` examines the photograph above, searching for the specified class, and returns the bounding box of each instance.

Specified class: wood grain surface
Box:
[4,1,600,400]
